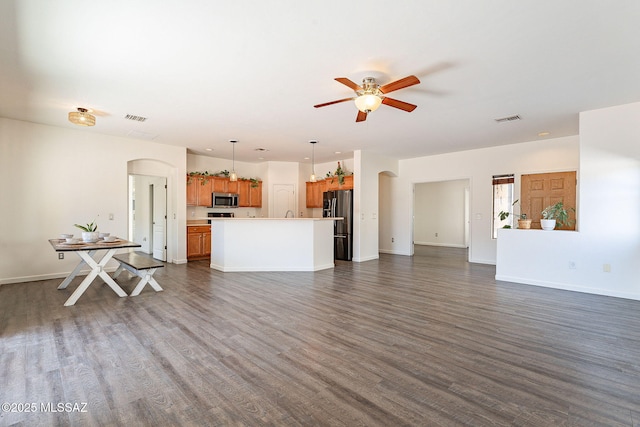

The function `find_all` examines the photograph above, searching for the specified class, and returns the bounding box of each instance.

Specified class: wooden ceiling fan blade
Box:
[379,75,420,94]
[314,97,354,108]
[335,77,362,92]
[356,110,367,122]
[382,97,417,112]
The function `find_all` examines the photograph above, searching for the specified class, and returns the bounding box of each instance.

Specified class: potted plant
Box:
[74,220,99,242]
[498,199,531,229]
[541,202,575,230]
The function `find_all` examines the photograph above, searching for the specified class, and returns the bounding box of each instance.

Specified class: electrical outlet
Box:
[435,232,438,237]
[391,237,395,243]
[58,253,64,260]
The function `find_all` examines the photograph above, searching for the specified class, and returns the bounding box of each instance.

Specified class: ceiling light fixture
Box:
[354,77,382,113]
[354,94,382,113]
[68,107,96,126]
[229,140,238,182]
[309,140,318,182]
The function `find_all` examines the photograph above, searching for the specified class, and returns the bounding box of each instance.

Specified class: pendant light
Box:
[309,140,318,182]
[229,140,238,182]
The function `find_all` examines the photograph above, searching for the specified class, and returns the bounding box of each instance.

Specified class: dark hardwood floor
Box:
[1,246,640,426]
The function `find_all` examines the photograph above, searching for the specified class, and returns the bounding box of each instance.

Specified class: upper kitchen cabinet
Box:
[306,180,326,208]
[326,174,353,191]
[212,176,229,193]
[306,175,353,207]
[210,176,240,194]
[187,174,213,207]
[239,179,262,207]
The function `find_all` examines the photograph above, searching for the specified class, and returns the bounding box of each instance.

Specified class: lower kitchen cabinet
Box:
[187,225,211,260]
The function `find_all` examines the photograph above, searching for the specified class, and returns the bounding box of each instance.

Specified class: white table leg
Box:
[57,249,97,289]
[62,249,128,306]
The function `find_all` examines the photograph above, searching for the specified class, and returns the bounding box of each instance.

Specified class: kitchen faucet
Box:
[285,210,294,218]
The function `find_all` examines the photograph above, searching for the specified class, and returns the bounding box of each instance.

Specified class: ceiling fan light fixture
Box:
[68,107,96,126]
[354,94,382,113]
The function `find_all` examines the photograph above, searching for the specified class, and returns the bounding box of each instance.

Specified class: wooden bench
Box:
[112,252,164,296]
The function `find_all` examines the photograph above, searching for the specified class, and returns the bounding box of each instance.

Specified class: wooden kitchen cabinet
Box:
[227,179,239,194]
[306,180,325,208]
[238,179,250,207]
[307,175,353,207]
[211,176,239,194]
[187,175,213,206]
[211,176,226,193]
[325,174,353,191]
[187,175,198,206]
[249,181,262,207]
[238,179,262,207]
[198,177,213,207]
[187,225,211,260]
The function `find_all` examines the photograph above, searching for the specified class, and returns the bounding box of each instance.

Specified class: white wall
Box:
[497,101,640,300]
[414,179,469,247]
[354,150,399,262]
[0,118,187,284]
[384,136,580,263]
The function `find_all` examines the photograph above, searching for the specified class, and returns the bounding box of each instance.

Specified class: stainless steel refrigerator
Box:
[323,189,353,261]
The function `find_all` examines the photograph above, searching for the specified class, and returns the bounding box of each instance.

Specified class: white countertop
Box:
[206,217,342,221]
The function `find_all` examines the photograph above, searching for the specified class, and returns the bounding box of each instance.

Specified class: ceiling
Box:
[1,1,640,164]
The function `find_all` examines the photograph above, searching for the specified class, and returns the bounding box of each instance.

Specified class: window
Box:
[492,174,514,238]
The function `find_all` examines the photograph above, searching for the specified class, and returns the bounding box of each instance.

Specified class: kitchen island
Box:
[208,218,339,272]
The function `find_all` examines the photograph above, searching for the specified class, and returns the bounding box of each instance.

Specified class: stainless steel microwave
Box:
[211,192,239,208]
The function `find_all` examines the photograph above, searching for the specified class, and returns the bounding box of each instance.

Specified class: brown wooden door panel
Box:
[521,171,576,230]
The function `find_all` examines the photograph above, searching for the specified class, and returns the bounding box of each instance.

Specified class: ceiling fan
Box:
[314,75,420,122]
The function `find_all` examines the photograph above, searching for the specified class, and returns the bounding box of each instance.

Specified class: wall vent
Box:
[494,114,521,123]
[124,114,148,122]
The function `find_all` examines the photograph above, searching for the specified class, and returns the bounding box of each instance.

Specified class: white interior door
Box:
[151,180,167,261]
[273,184,295,218]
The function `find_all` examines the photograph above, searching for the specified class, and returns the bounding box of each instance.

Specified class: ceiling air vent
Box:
[494,115,521,123]
[124,114,148,122]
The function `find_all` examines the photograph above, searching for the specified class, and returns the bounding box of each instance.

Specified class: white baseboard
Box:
[0,267,119,286]
[414,242,467,248]
[353,254,380,262]
[495,274,640,301]
[378,249,411,256]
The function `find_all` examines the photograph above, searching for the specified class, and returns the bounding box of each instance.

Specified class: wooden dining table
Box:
[49,238,142,306]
